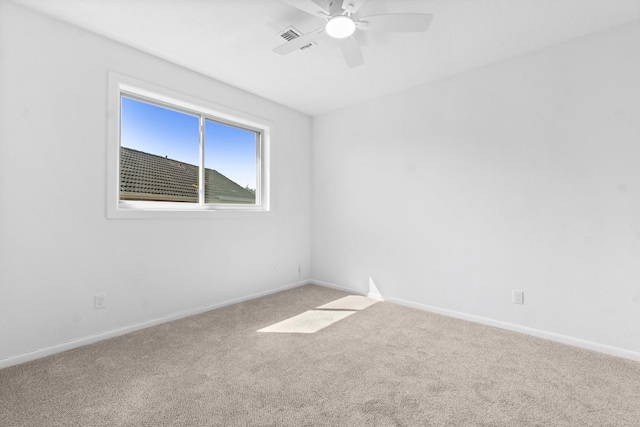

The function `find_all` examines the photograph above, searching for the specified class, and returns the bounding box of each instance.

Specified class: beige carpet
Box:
[257,309,356,333]
[1,284,639,426]
[316,295,379,311]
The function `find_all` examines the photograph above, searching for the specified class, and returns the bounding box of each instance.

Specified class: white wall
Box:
[312,21,640,359]
[0,1,311,365]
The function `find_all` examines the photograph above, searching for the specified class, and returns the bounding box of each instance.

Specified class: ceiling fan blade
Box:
[279,0,330,17]
[341,0,368,14]
[339,35,364,68]
[358,13,433,32]
[273,28,324,55]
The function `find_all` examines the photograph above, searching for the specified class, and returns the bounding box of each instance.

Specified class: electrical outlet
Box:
[512,290,524,305]
[94,293,106,309]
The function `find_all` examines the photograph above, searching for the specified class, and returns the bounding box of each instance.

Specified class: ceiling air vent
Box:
[278,26,317,50]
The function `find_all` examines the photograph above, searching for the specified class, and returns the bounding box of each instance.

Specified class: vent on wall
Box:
[278,26,317,50]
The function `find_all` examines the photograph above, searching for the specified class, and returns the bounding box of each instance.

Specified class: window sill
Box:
[107,204,273,219]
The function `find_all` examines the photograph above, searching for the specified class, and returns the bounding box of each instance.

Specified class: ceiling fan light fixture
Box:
[325,15,356,38]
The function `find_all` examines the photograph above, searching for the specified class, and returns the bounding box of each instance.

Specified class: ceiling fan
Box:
[274,0,433,68]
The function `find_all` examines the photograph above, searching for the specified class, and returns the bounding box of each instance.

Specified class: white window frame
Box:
[107,72,271,219]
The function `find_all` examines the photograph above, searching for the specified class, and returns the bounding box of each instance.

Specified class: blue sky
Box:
[120,96,257,188]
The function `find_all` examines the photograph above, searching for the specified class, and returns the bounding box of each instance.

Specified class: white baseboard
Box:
[308,279,364,295]
[310,279,640,363]
[5,279,638,368]
[367,292,383,301]
[0,280,308,370]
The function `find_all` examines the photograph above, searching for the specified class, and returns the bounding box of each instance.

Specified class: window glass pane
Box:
[120,96,200,203]
[204,119,258,204]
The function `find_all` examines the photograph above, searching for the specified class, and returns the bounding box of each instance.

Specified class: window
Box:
[107,73,270,218]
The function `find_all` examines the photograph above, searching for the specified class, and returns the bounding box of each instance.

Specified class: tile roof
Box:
[120,147,255,204]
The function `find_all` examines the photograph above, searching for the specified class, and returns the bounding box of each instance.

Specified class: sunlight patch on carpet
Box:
[257,310,356,334]
[316,295,379,311]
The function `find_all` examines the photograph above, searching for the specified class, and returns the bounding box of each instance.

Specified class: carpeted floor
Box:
[1,284,639,426]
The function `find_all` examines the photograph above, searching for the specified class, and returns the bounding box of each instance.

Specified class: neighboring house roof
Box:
[120,147,255,204]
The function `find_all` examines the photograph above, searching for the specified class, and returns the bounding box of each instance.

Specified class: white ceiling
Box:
[9,0,640,116]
